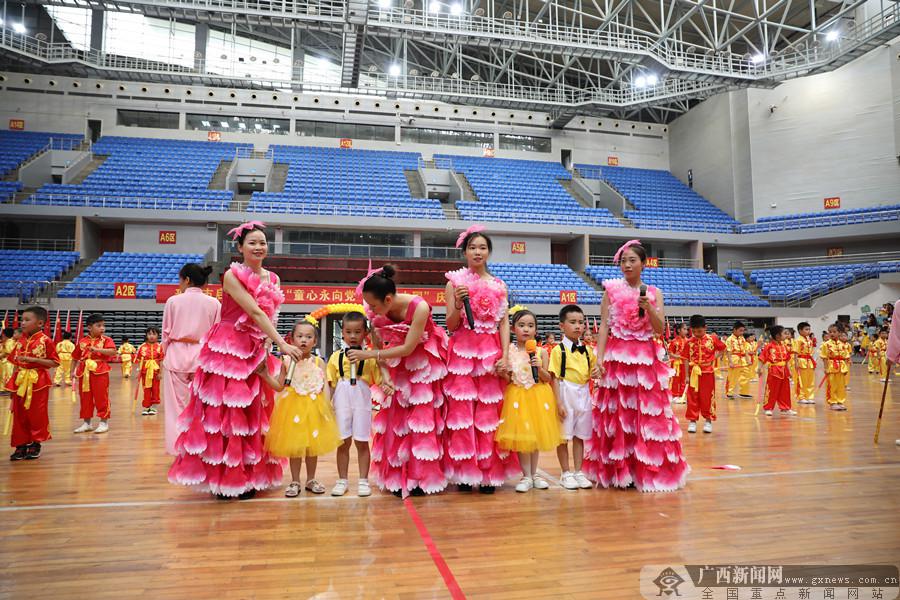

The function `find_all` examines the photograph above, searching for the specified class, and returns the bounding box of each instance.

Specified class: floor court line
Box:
[404,497,467,600]
[3,463,897,512]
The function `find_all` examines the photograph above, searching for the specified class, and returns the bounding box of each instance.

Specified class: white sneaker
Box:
[532,475,550,490]
[574,471,592,489]
[687,421,697,433]
[560,471,578,490]
[782,409,798,416]
[73,422,93,433]
[764,410,773,416]
[703,421,713,434]
[331,479,348,496]
[94,421,109,434]
[515,477,534,493]
[357,480,371,497]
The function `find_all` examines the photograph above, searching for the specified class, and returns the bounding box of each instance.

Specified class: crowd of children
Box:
[3,222,894,499]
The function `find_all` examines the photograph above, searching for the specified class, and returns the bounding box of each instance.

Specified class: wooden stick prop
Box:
[873,361,892,445]
[755,365,767,416]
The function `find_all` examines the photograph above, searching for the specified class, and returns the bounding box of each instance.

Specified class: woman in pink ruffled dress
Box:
[168,222,302,500]
[583,240,689,492]
[442,226,519,493]
[347,264,449,496]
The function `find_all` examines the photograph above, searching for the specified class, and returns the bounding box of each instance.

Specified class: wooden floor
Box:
[1,363,899,599]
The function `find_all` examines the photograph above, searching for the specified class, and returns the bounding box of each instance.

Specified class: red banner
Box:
[607,156,619,166]
[159,230,177,244]
[827,247,843,257]
[482,145,495,158]
[511,241,526,254]
[824,196,841,210]
[207,131,221,142]
[156,284,448,306]
[646,257,659,268]
[114,283,138,299]
[560,290,578,304]
[339,138,353,149]
[8,119,24,131]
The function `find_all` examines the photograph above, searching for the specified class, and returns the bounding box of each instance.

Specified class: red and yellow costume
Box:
[6,331,58,448]
[136,342,164,408]
[118,341,136,378]
[872,338,887,379]
[72,335,116,420]
[725,333,752,396]
[685,333,726,422]
[761,341,792,411]
[667,335,688,398]
[793,335,817,402]
[53,338,75,386]
[820,339,850,406]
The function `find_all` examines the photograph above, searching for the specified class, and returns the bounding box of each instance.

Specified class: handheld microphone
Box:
[638,284,647,317]
[462,296,475,330]
[283,358,297,387]
[349,345,362,386]
[524,339,539,383]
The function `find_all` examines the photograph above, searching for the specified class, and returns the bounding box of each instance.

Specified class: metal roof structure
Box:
[1,0,898,123]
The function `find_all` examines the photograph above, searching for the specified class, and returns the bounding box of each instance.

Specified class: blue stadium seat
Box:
[0,130,83,181]
[58,252,204,298]
[739,204,900,232]
[491,263,603,305]
[0,250,80,300]
[749,262,899,302]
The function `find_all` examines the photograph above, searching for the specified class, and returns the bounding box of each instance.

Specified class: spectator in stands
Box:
[866,314,879,338]
[53,331,75,387]
[6,306,59,461]
[72,313,117,434]
[161,263,220,455]
[687,169,693,189]
[168,222,303,500]
[442,226,518,493]
[582,240,689,491]
[347,264,449,497]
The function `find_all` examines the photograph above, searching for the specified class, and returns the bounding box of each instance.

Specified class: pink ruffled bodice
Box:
[168,263,285,497]
[445,268,507,334]
[583,278,688,492]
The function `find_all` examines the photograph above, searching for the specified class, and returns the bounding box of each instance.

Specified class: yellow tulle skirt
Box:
[496,382,562,453]
[265,388,341,458]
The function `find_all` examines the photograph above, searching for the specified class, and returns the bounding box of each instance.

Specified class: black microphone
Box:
[638,284,647,317]
[462,296,475,330]
[349,345,361,386]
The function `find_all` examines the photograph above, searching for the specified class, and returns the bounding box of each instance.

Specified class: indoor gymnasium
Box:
[0,0,899,597]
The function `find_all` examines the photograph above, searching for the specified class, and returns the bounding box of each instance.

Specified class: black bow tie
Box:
[572,344,587,354]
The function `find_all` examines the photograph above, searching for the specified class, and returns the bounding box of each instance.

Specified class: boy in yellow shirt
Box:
[725,321,752,398]
[549,304,595,491]
[53,331,76,386]
[118,337,136,378]
[793,322,817,404]
[820,323,850,411]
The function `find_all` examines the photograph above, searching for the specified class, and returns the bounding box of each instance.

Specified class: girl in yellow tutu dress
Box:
[496,309,562,493]
[260,321,341,497]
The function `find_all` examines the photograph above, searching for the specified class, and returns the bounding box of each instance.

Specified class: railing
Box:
[738,208,900,233]
[0,238,76,251]
[0,279,53,303]
[236,147,274,160]
[224,240,459,260]
[741,252,900,271]
[589,255,701,269]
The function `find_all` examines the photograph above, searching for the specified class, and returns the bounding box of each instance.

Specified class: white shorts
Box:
[558,381,592,441]
[332,380,373,442]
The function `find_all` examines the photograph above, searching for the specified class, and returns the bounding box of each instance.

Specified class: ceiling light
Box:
[428,1,441,13]
[379,0,392,7]
[220,122,229,128]
[646,74,658,86]
[450,3,462,15]
[634,76,647,88]
[389,63,401,77]
[750,53,765,64]
[12,22,26,34]
[825,30,839,41]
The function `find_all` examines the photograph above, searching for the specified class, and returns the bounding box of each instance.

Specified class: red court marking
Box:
[403,497,466,600]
